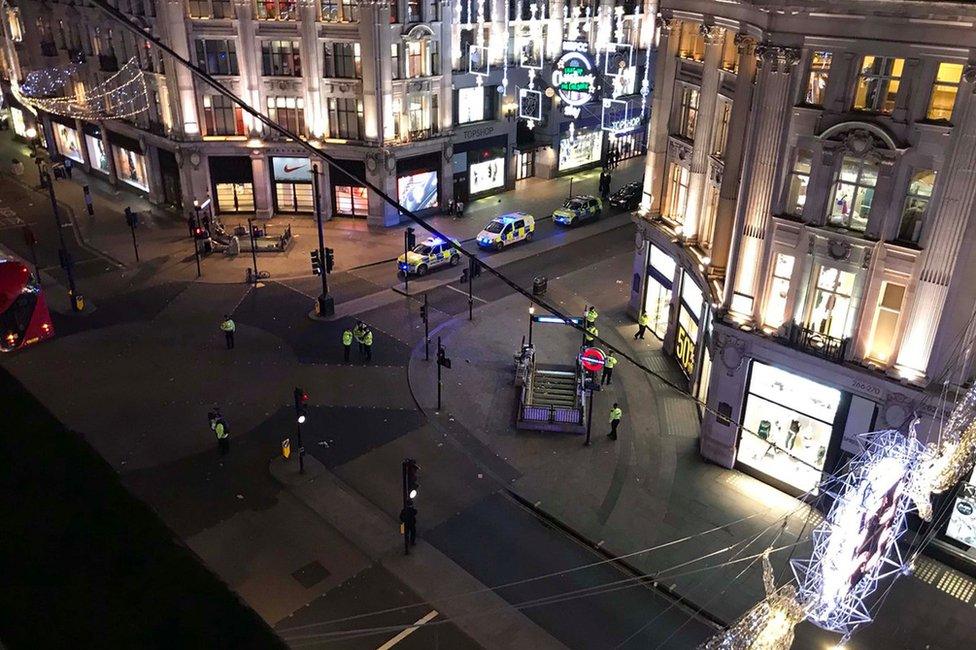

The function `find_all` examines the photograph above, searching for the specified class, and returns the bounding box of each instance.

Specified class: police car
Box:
[476,212,535,250]
[552,195,603,226]
[397,237,461,276]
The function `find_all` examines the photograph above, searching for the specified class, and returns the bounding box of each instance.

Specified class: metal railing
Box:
[784,321,849,364]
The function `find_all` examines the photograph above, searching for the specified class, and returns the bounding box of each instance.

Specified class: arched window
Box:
[827,153,878,232]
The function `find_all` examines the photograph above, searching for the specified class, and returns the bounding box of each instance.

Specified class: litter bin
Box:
[533,275,547,296]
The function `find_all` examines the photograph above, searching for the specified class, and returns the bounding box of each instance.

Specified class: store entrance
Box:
[215,183,255,213]
[274,182,313,213]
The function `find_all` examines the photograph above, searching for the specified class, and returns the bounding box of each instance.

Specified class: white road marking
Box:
[375,609,438,650]
[445,283,488,303]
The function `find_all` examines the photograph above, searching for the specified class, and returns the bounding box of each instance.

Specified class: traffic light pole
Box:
[403,229,409,294]
[192,202,202,278]
[296,419,305,474]
[247,218,259,286]
[584,388,594,446]
[437,337,443,412]
[41,169,81,312]
[401,460,409,555]
[468,259,474,321]
[127,217,140,263]
[423,293,430,361]
[312,164,335,316]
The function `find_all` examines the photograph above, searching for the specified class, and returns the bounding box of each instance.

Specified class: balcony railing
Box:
[784,322,849,364]
[40,41,58,57]
[99,54,119,72]
[397,125,440,143]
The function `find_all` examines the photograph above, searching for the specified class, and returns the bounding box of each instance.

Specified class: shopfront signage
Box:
[460,125,495,141]
[272,157,312,182]
[675,326,696,376]
[552,42,596,118]
[580,347,606,373]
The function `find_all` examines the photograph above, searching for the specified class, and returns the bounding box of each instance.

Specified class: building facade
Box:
[630,0,976,570]
[1,0,654,225]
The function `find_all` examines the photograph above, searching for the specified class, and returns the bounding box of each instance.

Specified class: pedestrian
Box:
[353,321,366,358]
[602,351,617,385]
[220,314,235,349]
[215,415,230,455]
[585,324,598,343]
[608,403,622,440]
[10,158,23,177]
[63,156,73,178]
[342,327,353,362]
[363,327,373,362]
[585,305,598,326]
[634,311,650,340]
[455,199,464,218]
[399,499,418,548]
[599,170,609,199]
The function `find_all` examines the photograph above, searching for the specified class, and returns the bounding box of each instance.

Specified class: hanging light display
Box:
[15,57,149,120]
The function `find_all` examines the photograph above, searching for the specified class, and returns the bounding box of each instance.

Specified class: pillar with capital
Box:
[640,14,679,216]
[725,44,800,319]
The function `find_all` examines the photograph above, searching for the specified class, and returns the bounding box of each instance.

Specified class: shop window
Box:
[665,163,690,221]
[85,134,109,173]
[896,170,936,244]
[676,21,705,62]
[52,124,83,163]
[676,274,705,376]
[853,56,904,115]
[457,86,486,124]
[866,282,906,364]
[275,183,314,213]
[765,253,795,329]
[711,98,731,158]
[786,149,812,217]
[255,0,297,20]
[927,62,963,122]
[195,38,237,75]
[719,30,738,73]
[516,151,534,180]
[327,97,364,140]
[114,147,149,191]
[737,361,841,493]
[828,154,877,232]
[804,51,831,106]
[215,183,255,212]
[334,185,368,216]
[676,86,699,141]
[807,265,856,340]
[644,245,676,339]
[266,96,306,136]
[406,92,438,137]
[323,42,361,79]
[261,40,301,77]
[320,0,358,22]
[203,95,245,136]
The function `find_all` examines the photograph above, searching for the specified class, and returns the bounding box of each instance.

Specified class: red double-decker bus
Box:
[0,246,54,351]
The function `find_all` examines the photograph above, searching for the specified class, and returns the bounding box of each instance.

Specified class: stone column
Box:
[895,67,976,379]
[235,0,262,136]
[300,0,323,138]
[710,34,756,277]
[727,45,799,319]
[251,153,273,218]
[160,0,200,137]
[682,24,723,241]
[640,14,679,215]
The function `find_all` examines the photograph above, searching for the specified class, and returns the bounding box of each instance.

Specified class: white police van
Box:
[476,212,535,251]
[397,237,461,276]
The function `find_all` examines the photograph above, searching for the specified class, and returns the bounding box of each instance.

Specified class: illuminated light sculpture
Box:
[16,57,149,120]
[791,429,923,637]
[701,552,804,650]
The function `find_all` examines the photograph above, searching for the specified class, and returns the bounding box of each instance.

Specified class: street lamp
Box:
[528,305,536,346]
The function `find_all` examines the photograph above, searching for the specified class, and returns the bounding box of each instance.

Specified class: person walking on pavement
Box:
[220,314,236,349]
[342,327,353,362]
[363,327,374,362]
[400,499,418,550]
[634,311,650,340]
[608,403,622,440]
[63,157,73,179]
[602,352,618,385]
[585,305,599,327]
[215,415,230,455]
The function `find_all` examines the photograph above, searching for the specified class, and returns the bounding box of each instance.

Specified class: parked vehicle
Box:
[608,181,644,211]
[476,212,535,250]
[552,195,602,226]
[397,237,461,276]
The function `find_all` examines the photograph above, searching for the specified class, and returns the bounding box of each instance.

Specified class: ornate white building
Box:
[629,0,976,567]
[1,0,654,224]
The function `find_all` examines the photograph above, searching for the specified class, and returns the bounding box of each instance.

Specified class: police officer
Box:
[363,327,374,362]
[608,403,622,441]
[353,321,366,358]
[601,351,618,385]
[220,314,236,349]
[215,415,230,455]
[634,312,650,340]
[342,327,353,362]
[585,324,598,343]
[585,305,598,326]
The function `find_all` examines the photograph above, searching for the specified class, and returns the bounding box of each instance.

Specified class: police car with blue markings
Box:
[397,237,461,276]
[552,195,602,226]
[476,212,536,250]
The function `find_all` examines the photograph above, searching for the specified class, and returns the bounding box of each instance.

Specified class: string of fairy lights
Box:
[14,56,149,120]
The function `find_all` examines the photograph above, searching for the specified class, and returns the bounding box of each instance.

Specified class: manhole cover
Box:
[291,560,330,589]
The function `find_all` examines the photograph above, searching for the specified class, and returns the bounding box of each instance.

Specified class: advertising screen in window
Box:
[737,361,841,492]
[458,86,485,124]
[469,157,504,194]
[558,130,602,171]
[85,134,109,173]
[53,123,83,163]
[10,107,28,138]
[398,170,438,211]
[114,147,149,191]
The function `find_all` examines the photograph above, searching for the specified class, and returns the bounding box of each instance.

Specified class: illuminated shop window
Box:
[853,56,903,115]
[927,62,963,122]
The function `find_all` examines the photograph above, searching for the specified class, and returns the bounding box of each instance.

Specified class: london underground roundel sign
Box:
[580,347,606,373]
[552,46,596,109]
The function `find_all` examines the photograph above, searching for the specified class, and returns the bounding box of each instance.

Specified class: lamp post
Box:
[247,217,259,286]
[190,199,202,278]
[312,163,334,316]
[40,168,82,311]
[528,305,535,346]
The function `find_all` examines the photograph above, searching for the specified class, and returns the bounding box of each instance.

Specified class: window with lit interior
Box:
[828,154,878,232]
[853,56,904,114]
[897,170,935,244]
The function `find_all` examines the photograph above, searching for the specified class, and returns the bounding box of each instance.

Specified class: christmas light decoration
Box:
[15,57,149,120]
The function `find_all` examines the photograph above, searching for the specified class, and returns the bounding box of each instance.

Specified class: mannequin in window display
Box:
[786,419,801,450]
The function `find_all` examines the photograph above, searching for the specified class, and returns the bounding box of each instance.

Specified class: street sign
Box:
[580,347,606,372]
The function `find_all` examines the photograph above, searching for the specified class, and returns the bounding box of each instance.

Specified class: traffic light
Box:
[193,225,209,240]
[294,386,309,423]
[310,249,322,275]
[325,247,335,273]
[406,227,416,250]
[405,458,419,499]
[124,206,137,228]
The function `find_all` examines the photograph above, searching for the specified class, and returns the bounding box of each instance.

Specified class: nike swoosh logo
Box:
[283,163,307,173]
